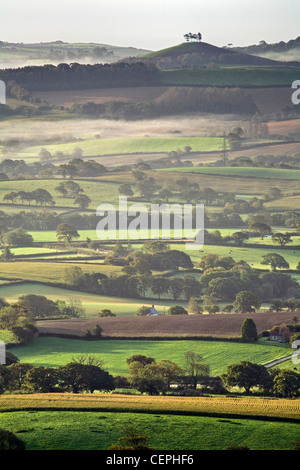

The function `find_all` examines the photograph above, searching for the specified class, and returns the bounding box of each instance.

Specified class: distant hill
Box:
[131,41,300,69]
[231,36,300,63]
[0,41,151,69]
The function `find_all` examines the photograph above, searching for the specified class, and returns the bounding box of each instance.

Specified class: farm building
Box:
[269,324,290,343]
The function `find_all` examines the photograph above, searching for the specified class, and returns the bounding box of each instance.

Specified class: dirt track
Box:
[37,311,298,338]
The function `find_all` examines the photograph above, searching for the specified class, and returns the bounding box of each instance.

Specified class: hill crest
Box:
[135,41,299,68]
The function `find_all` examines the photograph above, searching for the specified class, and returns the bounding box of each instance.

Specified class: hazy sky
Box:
[1,0,299,51]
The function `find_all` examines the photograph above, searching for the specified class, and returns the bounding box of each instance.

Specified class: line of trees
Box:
[0,62,159,92]
[4,188,54,206]
[1,350,299,398]
[0,354,115,394]
[184,32,202,42]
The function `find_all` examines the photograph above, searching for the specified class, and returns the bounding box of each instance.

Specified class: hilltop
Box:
[132,41,300,69]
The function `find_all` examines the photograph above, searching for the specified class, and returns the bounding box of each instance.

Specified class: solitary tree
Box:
[261,253,290,271]
[74,194,91,209]
[250,221,272,240]
[56,223,80,244]
[119,183,134,197]
[271,233,292,247]
[241,317,258,342]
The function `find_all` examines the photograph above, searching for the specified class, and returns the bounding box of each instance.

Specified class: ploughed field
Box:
[36,311,299,338]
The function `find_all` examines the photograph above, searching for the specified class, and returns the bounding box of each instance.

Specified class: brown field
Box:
[245,87,294,115]
[1,393,299,419]
[267,118,300,136]
[228,141,300,158]
[36,311,299,338]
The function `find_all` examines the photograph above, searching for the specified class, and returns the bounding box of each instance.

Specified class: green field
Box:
[0,410,298,450]
[0,262,122,284]
[159,67,300,87]
[161,166,300,180]
[8,337,290,377]
[0,281,174,316]
[170,242,300,270]
[0,179,120,209]
[16,137,223,159]
[264,195,300,211]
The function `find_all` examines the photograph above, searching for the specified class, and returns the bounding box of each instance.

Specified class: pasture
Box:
[8,336,290,376]
[0,179,120,209]
[170,242,300,270]
[161,166,300,180]
[16,136,223,160]
[0,262,122,283]
[0,408,298,450]
[0,281,172,316]
[159,67,300,87]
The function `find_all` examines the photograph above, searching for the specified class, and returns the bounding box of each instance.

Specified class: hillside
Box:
[134,41,299,69]
[232,36,300,63]
[0,41,151,69]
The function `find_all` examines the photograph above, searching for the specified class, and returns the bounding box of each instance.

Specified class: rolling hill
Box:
[133,41,300,69]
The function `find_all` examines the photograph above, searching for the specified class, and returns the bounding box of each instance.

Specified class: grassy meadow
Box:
[15,136,223,160]
[0,282,172,316]
[0,409,298,450]
[0,179,120,209]
[8,336,290,376]
[159,66,300,87]
[161,166,300,180]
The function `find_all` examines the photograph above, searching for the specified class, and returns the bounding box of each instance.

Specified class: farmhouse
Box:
[269,324,290,343]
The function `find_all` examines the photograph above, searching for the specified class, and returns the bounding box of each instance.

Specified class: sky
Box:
[1,0,299,51]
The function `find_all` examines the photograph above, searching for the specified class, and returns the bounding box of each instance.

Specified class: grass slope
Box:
[8,337,290,376]
[0,282,169,316]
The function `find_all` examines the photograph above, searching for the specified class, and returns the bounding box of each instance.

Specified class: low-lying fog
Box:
[0,114,244,146]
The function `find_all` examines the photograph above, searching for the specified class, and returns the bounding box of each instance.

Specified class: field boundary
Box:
[36,332,242,342]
